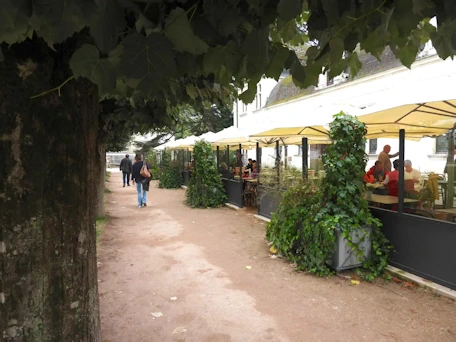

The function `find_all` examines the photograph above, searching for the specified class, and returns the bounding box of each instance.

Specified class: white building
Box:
[233,42,454,175]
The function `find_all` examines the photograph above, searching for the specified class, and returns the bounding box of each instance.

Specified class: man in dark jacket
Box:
[120,154,133,187]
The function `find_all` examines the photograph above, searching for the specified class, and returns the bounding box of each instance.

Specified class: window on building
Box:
[436,135,449,154]
[296,145,302,156]
[369,139,378,154]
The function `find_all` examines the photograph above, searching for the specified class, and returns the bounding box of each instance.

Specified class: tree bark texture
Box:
[0,39,101,341]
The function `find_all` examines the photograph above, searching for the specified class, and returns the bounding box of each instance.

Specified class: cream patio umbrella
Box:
[169,135,197,150]
[357,99,456,137]
[248,103,364,144]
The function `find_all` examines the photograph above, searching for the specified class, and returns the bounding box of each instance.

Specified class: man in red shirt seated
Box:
[364,160,385,183]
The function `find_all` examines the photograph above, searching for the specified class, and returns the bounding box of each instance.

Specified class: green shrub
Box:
[147,149,160,180]
[158,149,182,189]
[267,181,320,259]
[186,140,227,208]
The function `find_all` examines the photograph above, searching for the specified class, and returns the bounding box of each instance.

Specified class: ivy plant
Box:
[267,113,390,279]
[317,113,390,280]
[158,149,182,189]
[186,140,227,208]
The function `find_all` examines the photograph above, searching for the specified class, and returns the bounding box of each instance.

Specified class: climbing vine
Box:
[267,113,390,279]
[158,149,182,189]
[186,140,227,208]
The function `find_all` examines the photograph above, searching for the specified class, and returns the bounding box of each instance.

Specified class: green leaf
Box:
[327,59,348,80]
[89,0,126,53]
[69,44,117,97]
[346,52,362,78]
[397,44,419,68]
[430,19,456,60]
[163,7,209,55]
[238,79,259,103]
[360,29,385,60]
[329,38,344,64]
[120,33,177,94]
[265,45,290,80]
[277,0,303,21]
[0,0,31,45]
[203,41,242,84]
[411,0,435,15]
[135,13,156,36]
[290,59,307,88]
[240,27,269,77]
[218,10,242,37]
[31,0,87,46]
[185,85,198,99]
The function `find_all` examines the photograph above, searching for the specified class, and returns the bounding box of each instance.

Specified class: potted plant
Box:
[319,113,389,275]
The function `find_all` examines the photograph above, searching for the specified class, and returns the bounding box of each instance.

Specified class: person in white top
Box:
[404,160,421,190]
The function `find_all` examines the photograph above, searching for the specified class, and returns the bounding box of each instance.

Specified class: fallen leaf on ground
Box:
[392,277,403,283]
[172,327,187,334]
[351,280,360,285]
[170,297,177,301]
[245,266,252,270]
[403,281,416,288]
[151,312,163,318]
[269,246,278,254]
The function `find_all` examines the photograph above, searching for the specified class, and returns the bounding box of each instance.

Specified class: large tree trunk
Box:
[0,40,101,341]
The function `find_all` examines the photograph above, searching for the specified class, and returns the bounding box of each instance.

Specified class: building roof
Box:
[265,48,429,107]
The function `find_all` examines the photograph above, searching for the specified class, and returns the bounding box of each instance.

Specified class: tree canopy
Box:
[1,0,452,115]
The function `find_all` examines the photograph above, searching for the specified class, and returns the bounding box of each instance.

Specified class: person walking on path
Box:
[120,154,133,187]
[131,154,150,208]
[378,144,399,173]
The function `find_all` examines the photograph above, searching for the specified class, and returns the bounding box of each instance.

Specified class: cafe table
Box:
[364,194,419,205]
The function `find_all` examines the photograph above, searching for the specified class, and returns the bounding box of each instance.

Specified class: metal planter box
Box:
[332,226,372,271]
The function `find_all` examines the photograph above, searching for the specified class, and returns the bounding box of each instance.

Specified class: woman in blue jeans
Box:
[131,154,150,208]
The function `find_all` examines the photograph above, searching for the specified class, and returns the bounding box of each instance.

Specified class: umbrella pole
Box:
[275,140,280,182]
[446,130,454,208]
[398,129,405,214]
[256,142,260,174]
[302,138,308,181]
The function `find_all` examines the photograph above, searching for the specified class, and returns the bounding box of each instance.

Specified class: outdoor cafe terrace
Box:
[157,99,456,292]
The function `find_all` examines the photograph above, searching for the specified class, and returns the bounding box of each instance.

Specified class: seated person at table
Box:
[245,158,253,170]
[364,161,385,183]
[404,160,421,188]
[383,160,399,196]
[252,160,258,178]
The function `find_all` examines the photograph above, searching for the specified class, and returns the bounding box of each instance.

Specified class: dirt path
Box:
[98,175,456,342]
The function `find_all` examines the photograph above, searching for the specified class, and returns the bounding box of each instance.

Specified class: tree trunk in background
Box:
[0,40,101,341]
